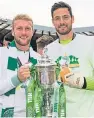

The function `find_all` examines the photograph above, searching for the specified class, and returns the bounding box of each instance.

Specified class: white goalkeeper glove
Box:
[60,71,85,88]
[65,72,85,88]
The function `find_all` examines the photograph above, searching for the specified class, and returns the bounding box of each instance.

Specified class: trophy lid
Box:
[36,47,56,67]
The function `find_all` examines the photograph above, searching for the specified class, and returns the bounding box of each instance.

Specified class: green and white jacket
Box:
[0,41,40,117]
[46,34,94,117]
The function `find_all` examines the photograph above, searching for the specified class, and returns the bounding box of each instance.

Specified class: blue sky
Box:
[0,0,94,28]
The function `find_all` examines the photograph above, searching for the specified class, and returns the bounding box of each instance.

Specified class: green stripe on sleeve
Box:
[1,107,14,117]
[5,88,15,96]
[7,57,17,71]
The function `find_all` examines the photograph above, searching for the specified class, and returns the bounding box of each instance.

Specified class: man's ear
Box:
[72,15,74,24]
[52,18,55,27]
[32,30,34,35]
[52,18,54,25]
[12,28,14,36]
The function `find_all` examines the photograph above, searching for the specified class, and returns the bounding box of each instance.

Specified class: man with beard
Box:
[0,14,40,117]
[46,1,94,117]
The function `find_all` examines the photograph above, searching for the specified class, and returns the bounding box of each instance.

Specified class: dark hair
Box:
[4,32,14,42]
[36,35,54,49]
[51,1,73,18]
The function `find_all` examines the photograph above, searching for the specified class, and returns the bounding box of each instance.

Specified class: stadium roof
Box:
[0,18,94,50]
[0,18,94,38]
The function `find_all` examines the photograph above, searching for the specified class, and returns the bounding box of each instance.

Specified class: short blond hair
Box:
[12,14,33,28]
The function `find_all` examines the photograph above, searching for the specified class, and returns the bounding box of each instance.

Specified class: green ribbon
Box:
[26,78,35,117]
[26,60,66,117]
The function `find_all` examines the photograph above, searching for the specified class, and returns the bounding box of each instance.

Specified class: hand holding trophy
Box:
[57,56,84,88]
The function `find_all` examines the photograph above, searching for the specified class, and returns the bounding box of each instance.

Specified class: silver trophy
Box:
[36,47,57,117]
[26,47,66,117]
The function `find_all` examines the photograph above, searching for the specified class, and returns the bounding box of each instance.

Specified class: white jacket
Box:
[46,34,94,117]
[0,44,40,117]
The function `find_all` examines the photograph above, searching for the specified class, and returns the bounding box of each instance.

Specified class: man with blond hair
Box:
[0,14,40,117]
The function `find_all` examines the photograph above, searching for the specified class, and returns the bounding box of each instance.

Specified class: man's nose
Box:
[21,29,26,34]
[60,17,66,23]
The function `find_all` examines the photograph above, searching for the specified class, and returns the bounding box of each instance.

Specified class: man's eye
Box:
[64,16,69,19]
[54,17,60,21]
[17,27,22,30]
[26,27,31,30]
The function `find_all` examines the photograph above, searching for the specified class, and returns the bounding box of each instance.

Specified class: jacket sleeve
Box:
[81,39,94,90]
[0,47,21,95]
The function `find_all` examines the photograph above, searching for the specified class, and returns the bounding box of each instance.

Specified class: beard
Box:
[56,24,72,35]
[15,37,31,46]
